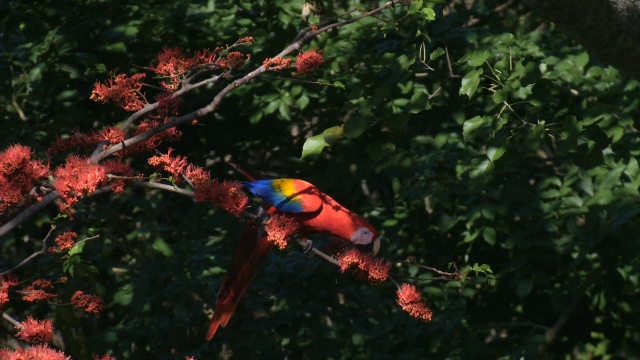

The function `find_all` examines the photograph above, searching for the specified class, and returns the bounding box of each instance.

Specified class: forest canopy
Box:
[1,1,639,359]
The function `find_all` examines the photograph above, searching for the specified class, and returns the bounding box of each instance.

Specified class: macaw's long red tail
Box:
[206,223,273,340]
[226,158,267,182]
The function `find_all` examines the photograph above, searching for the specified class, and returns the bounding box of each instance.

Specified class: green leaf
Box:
[365,142,396,161]
[68,241,86,256]
[422,7,436,20]
[460,69,481,98]
[430,47,445,60]
[464,50,490,67]
[301,125,344,159]
[487,147,506,162]
[344,116,370,139]
[462,116,488,142]
[483,227,496,245]
[332,81,345,89]
[152,238,174,257]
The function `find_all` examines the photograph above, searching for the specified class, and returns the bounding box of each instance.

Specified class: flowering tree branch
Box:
[0,1,410,240]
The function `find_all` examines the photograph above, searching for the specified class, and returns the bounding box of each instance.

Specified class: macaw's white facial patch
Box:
[351,226,374,246]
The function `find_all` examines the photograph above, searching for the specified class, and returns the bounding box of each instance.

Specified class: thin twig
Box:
[130,181,195,197]
[0,226,56,277]
[1,312,23,329]
[296,238,340,266]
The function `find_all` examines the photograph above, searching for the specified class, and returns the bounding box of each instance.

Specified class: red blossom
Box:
[151,47,197,90]
[90,73,146,111]
[296,49,324,74]
[1,275,18,309]
[263,214,300,249]
[54,156,107,214]
[219,51,248,70]
[147,148,188,180]
[0,145,49,213]
[47,131,95,155]
[367,257,391,283]
[94,126,126,146]
[48,231,77,254]
[21,279,57,303]
[16,316,54,343]
[155,92,183,118]
[396,283,433,322]
[193,49,218,64]
[0,344,71,360]
[129,119,182,153]
[237,36,254,44]
[337,248,391,284]
[71,290,106,313]
[184,164,210,186]
[194,180,249,217]
[263,57,292,71]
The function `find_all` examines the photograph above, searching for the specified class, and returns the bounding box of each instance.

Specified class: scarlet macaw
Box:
[206,160,380,340]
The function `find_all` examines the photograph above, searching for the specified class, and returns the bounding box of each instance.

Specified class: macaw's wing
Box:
[206,223,273,341]
[243,179,323,213]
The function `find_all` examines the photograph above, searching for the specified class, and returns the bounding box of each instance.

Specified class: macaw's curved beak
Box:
[355,236,381,255]
[372,236,381,256]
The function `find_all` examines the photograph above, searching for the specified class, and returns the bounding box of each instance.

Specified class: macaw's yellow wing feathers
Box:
[243,179,322,213]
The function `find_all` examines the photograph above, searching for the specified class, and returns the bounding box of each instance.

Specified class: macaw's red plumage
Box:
[206,160,380,341]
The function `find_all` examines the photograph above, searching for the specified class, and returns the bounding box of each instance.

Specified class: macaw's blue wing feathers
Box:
[243,179,322,213]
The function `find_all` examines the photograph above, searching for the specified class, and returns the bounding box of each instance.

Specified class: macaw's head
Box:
[351,225,381,255]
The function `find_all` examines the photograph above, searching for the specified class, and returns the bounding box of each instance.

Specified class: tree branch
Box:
[0,226,55,277]
[1,0,413,239]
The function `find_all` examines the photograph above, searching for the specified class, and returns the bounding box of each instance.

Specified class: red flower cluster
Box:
[194,180,249,217]
[218,51,249,70]
[147,149,188,180]
[95,126,126,147]
[193,48,218,64]
[296,49,324,75]
[47,131,95,156]
[152,47,200,90]
[16,316,54,343]
[396,283,433,322]
[0,145,49,213]
[156,92,183,118]
[21,279,57,303]
[0,344,71,360]
[184,164,211,186]
[237,36,254,44]
[48,231,77,254]
[131,119,182,154]
[337,248,391,283]
[71,290,106,313]
[54,156,107,214]
[90,73,146,112]
[1,275,18,309]
[263,214,300,249]
[263,57,292,71]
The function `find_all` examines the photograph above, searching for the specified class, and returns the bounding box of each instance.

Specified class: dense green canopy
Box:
[1,1,639,358]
